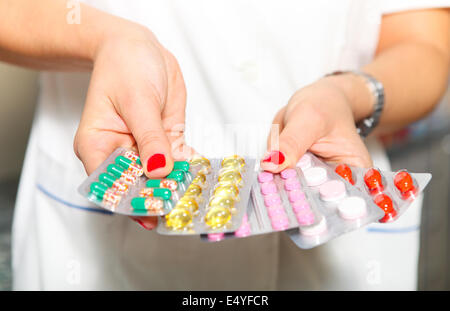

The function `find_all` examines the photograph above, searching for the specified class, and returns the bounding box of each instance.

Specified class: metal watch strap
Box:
[326,70,385,137]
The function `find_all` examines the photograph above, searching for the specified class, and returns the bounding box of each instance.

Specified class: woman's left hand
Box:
[260,77,373,172]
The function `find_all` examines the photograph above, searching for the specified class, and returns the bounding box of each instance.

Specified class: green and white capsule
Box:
[115,156,144,176]
[106,164,138,185]
[98,172,129,194]
[89,182,122,206]
[124,150,141,165]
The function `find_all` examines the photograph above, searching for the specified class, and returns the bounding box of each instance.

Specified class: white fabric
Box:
[12,0,445,290]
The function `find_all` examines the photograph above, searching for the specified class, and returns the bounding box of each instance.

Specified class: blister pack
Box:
[202,153,385,249]
[156,155,256,235]
[78,147,194,216]
[331,162,432,223]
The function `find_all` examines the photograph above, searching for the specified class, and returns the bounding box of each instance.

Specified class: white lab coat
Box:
[11,0,448,290]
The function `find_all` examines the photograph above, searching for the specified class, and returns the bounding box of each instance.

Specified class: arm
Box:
[261,8,450,171]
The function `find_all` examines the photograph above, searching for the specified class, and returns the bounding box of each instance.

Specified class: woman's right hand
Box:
[74,23,190,229]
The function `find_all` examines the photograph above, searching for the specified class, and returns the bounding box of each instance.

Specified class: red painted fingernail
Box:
[147,153,166,172]
[135,219,154,230]
[263,151,285,165]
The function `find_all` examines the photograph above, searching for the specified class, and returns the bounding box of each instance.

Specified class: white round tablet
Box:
[300,217,327,236]
[303,167,328,187]
[337,196,367,220]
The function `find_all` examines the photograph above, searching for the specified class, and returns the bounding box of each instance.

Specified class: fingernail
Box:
[135,219,154,230]
[263,151,285,165]
[147,153,166,172]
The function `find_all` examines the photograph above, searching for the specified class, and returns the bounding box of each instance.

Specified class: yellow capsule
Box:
[209,196,235,210]
[218,170,242,187]
[184,184,202,198]
[176,196,199,212]
[205,206,232,228]
[165,207,192,230]
[221,156,245,169]
[191,173,207,188]
[189,156,211,174]
[213,184,240,201]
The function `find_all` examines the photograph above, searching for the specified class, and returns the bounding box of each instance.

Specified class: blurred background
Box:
[0,63,448,291]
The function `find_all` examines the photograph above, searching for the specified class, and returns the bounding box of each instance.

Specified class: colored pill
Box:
[292,201,310,213]
[166,170,185,182]
[189,156,211,174]
[374,193,397,223]
[270,215,290,231]
[184,184,203,198]
[173,161,190,172]
[205,206,232,228]
[99,173,128,194]
[337,196,367,220]
[208,233,225,242]
[296,154,312,171]
[258,172,273,183]
[280,168,297,179]
[166,208,192,230]
[260,182,278,195]
[335,164,355,185]
[263,193,282,207]
[124,150,141,165]
[115,156,144,176]
[209,196,235,210]
[218,170,242,187]
[296,210,315,226]
[146,178,178,191]
[303,167,328,186]
[176,196,199,212]
[267,206,286,218]
[213,184,239,200]
[364,168,384,193]
[138,187,171,200]
[288,189,305,203]
[131,197,164,213]
[319,180,346,202]
[284,178,301,191]
[394,171,416,196]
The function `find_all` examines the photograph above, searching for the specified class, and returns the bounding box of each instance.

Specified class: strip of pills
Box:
[332,163,432,223]
[78,148,194,216]
[157,155,256,235]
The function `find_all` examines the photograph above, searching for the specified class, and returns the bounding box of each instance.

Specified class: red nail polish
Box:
[263,151,285,165]
[135,219,154,230]
[147,153,166,172]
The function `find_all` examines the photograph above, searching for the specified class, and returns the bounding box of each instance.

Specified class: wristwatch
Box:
[326,70,385,137]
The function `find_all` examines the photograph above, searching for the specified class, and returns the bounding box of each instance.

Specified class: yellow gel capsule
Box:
[218,170,242,187]
[209,196,235,210]
[176,196,199,212]
[189,156,211,174]
[205,206,232,228]
[184,184,202,198]
[213,184,240,201]
[221,156,245,169]
[191,173,207,187]
[166,208,192,230]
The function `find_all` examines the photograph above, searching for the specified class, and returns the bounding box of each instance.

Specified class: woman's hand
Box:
[74,24,191,229]
[261,76,373,172]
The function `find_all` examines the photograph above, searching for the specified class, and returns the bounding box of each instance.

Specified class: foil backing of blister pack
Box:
[156,157,256,235]
[78,147,197,216]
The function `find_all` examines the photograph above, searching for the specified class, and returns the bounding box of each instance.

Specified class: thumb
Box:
[261,109,323,173]
[122,94,174,178]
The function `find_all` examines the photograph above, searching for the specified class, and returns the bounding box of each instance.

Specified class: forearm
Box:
[325,9,450,135]
[0,0,139,70]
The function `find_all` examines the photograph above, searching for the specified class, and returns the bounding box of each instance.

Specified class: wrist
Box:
[321,73,374,122]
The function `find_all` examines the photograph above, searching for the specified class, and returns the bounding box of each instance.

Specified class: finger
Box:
[120,86,174,178]
[261,106,325,173]
[130,216,159,231]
